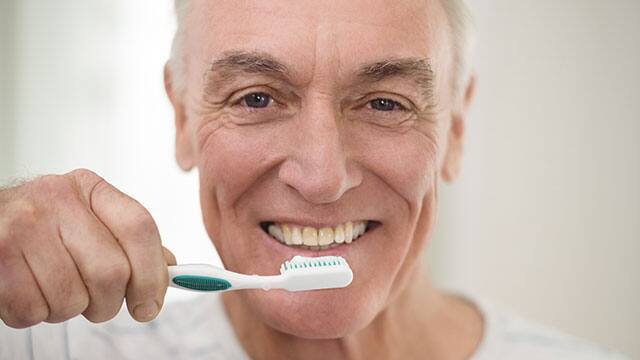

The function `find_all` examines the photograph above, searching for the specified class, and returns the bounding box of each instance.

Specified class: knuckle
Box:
[68,295,90,317]
[83,306,121,324]
[0,199,39,251]
[137,269,168,295]
[87,259,131,292]
[33,174,76,203]
[3,198,38,229]
[47,296,89,323]
[46,282,90,323]
[34,174,66,193]
[67,168,99,180]
[66,168,104,200]
[126,265,168,303]
[121,207,158,240]
[3,300,48,329]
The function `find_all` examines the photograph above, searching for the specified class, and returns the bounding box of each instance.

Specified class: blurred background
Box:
[0,0,638,357]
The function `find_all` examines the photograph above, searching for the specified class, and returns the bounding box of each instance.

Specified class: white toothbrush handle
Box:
[168,264,284,292]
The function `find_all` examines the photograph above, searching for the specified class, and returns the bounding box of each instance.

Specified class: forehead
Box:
[184,0,449,84]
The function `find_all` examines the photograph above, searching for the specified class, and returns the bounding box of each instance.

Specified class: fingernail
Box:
[134,301,158,321]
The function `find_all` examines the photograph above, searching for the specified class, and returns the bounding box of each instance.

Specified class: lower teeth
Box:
[267,232,366,250]
[298,243,342,251]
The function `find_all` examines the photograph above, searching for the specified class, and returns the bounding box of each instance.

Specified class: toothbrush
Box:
[168,255,353,292]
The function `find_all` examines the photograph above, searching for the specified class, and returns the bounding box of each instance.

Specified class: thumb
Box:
[162,246,177,266]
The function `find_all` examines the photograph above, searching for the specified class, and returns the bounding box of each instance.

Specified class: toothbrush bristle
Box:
[278,255,353,291]
[280,256,348,273]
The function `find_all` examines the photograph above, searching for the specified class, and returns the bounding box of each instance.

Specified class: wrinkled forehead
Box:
[183,0,450,86]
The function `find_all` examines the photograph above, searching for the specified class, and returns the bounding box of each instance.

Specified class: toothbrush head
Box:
[279,255,353,292]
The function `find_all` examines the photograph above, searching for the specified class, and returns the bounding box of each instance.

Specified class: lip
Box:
[256,221,378,259]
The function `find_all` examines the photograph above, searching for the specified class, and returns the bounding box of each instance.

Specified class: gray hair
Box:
[167,0,474,109]
[441,0,475,109]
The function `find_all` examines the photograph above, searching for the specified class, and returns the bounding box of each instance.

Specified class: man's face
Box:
[173,0,459,338]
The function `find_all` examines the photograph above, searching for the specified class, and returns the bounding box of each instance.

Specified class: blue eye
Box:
[242,92,271,108]
[369,98,403,111]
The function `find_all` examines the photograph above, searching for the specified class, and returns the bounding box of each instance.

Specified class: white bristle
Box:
[280,256,347,273]
[277,255,353,292]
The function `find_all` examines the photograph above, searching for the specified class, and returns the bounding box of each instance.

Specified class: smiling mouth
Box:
[259,220,378,251]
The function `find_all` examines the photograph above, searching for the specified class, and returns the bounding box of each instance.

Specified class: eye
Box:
[369,98,405,112]
[241,92,272,108]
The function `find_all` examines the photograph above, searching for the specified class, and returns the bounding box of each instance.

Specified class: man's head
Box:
[164,0,475,338]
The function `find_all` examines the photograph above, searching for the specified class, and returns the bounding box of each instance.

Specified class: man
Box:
[0,0,630,359]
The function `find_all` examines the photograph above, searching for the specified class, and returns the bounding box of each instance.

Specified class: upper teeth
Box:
[267,221,368,248]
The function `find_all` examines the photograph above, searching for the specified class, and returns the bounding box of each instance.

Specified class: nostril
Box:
[277,158,354,205]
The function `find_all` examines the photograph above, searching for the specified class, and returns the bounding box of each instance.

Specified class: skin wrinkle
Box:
[200,51,438,111]
[168,0,481,358]
[20,252,50,321]
[234,1,415,31]
[193,50,442,160]
[194,65,441,160]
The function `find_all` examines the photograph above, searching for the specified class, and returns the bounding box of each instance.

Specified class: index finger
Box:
[78,175,168,322]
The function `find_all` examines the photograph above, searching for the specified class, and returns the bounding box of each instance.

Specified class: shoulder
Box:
[466,295,631,360]
[493,313,629,359]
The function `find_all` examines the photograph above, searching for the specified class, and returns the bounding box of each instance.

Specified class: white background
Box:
[1,0,638,357]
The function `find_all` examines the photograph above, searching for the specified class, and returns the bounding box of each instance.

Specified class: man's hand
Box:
[0,169,176,328]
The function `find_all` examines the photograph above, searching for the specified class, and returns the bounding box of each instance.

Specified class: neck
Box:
[222,263,483,360]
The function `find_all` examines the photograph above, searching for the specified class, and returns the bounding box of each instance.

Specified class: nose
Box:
[278,100,362,204]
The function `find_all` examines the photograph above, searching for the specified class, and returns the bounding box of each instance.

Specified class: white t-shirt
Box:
[0,293,630,360]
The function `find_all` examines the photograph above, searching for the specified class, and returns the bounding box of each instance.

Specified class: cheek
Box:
[194,121,288,257]
[196,122,278,206]
[348,124,441,252]
[352,123,442,269]
[194,123,247,227]
[351,125,440,210]
[349,126,442,303]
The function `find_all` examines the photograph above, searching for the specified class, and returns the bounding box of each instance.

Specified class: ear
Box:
[164,62,195,171]
[441,73,476,182]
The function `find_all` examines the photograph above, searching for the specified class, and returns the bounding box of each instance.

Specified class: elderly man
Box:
[0,0,630,359]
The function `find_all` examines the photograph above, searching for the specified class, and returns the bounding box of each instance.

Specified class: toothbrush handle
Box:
[167,264,283,292]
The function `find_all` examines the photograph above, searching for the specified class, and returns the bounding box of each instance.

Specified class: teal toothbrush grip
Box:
[172,275,232,291]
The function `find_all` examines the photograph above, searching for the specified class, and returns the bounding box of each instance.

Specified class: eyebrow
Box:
[203,50,435,100]
[202,51,288,96]
[208,50,289,79]
[356,58,435,100]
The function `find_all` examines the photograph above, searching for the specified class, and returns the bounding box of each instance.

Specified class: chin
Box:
[241,284,382,339]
